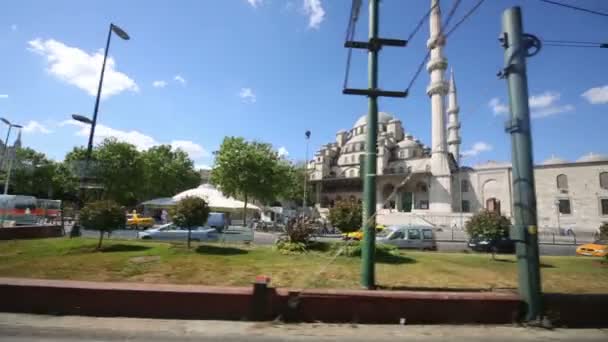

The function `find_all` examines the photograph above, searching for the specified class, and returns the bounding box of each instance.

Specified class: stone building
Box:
[307,0,608,233]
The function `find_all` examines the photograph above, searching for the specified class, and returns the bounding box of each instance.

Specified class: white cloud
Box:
[277,146,289,157]
[28,38,138,99]
[152,80,167,88]
[303,0,326,29]
[61,120,209,163]
[582,85,608,105]
[174,75,186,84]
[239,87,256,103]
[11,24,17,31]
[489,91,574,119]
[246,0,263,8]
[0,94,8,99]
[489,97,509,115]
[22,120,52,134]
[171,140,210,159]
[462,142,493,158]
[195,164,212,170]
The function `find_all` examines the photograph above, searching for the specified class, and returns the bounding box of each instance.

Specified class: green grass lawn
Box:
[0,238,606,293]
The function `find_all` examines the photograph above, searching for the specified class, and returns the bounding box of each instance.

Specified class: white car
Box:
[137,223,219,242]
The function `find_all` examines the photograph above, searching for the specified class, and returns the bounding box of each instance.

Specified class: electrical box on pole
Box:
[499,6,543,322]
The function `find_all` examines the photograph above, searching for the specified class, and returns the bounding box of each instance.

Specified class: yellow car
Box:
[126,211,155,229]
[576,239,608,257]
[342,225,385,241]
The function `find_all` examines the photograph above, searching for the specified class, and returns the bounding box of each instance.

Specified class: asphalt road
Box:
[1,313,606,342]
[81,229,578,256]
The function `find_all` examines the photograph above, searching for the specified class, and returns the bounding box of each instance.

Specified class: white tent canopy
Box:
[172,184,260,212]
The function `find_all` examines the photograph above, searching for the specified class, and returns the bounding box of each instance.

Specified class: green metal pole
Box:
[361,0,378,289]
[501,7,542,321]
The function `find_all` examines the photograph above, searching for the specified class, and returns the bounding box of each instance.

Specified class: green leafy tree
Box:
[277,162,313,206]
[140,145,201,200]
[328,199,362,233]
[211,137,286,226]
[79,200,126,249]
[170,196,210,248]
[465,211,511,240]
[599,222,608,240]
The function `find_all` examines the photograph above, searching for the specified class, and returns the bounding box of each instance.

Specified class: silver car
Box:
[138,223,219,242]
[376,225,437,250]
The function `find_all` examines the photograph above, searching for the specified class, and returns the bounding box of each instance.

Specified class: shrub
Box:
[80,200,126,249]
[328,199,362,233]
[170,197,210,249]
[274,240,308,255]
[599,222,608,240]
[275,217,315,254]
[465,210,511,240]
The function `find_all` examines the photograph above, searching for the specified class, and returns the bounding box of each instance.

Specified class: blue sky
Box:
[1,0,607,168]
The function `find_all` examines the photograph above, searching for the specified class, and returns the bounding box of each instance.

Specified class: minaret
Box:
[426,0,452,212]
[447,69,461,164]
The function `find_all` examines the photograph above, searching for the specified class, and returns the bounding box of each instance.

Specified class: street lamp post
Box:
[0,118,23,172]
[303,130,311,213]
[70,23,130,238]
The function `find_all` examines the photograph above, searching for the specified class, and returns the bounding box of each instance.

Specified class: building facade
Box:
[307,0,608,233]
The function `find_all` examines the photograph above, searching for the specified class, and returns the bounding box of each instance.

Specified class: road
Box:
[0,313,606,342]
[81,229,577,256]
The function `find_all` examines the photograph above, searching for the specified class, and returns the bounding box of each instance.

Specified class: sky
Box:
[1,0,607,169]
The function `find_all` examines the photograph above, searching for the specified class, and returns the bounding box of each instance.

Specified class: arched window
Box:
[600,172,608,190]
[398,167,405,174]
[348,170,354,178]
[556,174,568,190]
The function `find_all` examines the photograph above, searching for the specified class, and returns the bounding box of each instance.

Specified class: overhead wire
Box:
[537,0,608,18]
[343,0,362,89]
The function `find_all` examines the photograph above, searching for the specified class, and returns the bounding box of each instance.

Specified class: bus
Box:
[0,195,62,226]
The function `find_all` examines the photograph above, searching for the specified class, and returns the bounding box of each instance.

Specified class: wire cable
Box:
[538,0,608,18]
[406,1,439,43]
[343,0,362,89]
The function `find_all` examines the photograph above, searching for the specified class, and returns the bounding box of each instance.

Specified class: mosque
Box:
[308,0,608,233]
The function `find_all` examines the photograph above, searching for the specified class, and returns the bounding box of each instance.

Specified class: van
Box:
[376,225,437,250]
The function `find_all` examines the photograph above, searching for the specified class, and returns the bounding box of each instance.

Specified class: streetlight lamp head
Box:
[111,24,130,40]
[305,130,311,139]
[13,124,23,129]
[72,114,94,125]
[1,118,10,126]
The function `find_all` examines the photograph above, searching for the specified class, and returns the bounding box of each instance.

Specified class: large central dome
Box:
[352,112,394,128]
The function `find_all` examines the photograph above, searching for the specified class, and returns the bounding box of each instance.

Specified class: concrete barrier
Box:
[0,225,63,240]
[0,277,605,326]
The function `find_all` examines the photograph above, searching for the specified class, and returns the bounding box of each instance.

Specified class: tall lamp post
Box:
[70,23,130,237]
[0,118,23,172]
[303,130,311,212]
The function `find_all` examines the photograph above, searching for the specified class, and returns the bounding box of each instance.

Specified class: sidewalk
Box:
[0,313,606,342]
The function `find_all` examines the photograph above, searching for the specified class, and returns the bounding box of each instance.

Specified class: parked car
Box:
[342,225,385,241]
[576,240,608,257]
[376,225,437,250]
[137,223,219,242]
[467,236,515,254]
[126,211,155,229]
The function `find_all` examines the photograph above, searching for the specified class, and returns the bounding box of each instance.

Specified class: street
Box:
[81,229,578,256]
[0,313,606,342]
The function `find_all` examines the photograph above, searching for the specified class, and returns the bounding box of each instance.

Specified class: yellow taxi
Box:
[342,225,385,241]
[126,211,155,229]
[576,239,608,257]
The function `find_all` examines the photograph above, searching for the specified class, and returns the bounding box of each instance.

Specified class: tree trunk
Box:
[243,194,248,227]
[187,228,192,249]
[97,230,104,250]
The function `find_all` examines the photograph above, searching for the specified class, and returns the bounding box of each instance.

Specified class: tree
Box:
[599,222,608,240]
[211,137,286,226]
[465,211,511,240]
[170,196,210,248]
[140,145,201,200]
[328,199,362,233]
[79,200,126,249]
[277,162,313,207]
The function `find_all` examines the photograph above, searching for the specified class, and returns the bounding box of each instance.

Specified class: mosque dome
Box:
[542,155,568,165]
[352,112,394,128]
[576,152,608,163]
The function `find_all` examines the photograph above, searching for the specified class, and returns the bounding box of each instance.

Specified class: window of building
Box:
[417,182,427,193]
[556,174,568,190]
[601,198,608,216]
[419,200,429,209]
[461,200,470,213]
[398,167,405,174]
[600,172,608,190]
[558,199,571,215]
[461,179,470,192]
[348,170,354,178]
